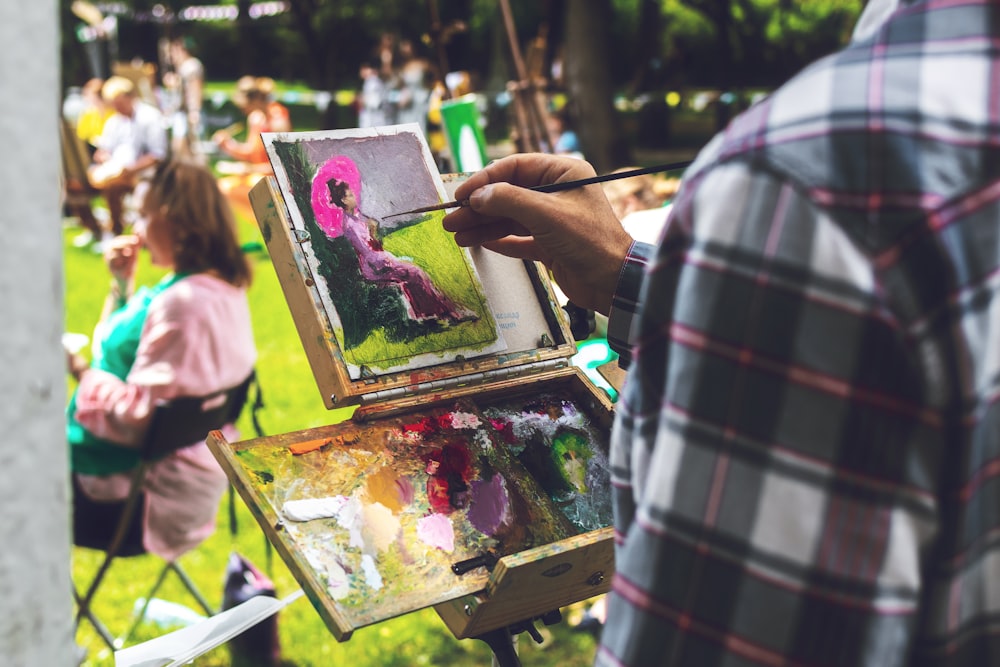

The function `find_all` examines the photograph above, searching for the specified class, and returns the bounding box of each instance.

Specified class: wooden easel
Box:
[425,0,457,103]
[497,0,556,154]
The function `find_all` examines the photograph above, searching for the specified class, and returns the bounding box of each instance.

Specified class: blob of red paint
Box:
[423,442,473,514]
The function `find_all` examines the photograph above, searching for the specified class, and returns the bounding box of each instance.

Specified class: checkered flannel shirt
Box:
[600,1,1000,665]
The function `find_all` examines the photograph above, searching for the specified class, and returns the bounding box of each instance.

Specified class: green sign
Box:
[440,95,488,172]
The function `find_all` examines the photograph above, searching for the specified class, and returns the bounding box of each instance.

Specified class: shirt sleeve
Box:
[606,240,655,367]
[73,276,258,446]
[73,298,185,446]
[142,105,169,160]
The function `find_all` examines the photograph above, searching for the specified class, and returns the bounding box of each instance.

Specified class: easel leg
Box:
[474,626,520,667]
[472,610,562,667]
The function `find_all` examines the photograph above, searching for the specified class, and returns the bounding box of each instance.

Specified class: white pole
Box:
[0,0,75,665]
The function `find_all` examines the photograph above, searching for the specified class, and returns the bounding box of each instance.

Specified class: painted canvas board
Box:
[262,125,506,379]
[227,399,578,633]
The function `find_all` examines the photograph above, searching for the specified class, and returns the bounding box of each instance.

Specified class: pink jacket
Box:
[75,273,257,560]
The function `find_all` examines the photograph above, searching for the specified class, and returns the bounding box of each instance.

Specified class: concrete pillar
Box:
[0,0,75,665]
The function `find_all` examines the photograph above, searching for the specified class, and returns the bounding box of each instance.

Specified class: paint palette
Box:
[210,373,615,640]
[212,135,618,641]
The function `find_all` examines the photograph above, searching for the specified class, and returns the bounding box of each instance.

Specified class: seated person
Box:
[67,157,257,561]
[256,76,292,133]
[75,77,113,158]
[212,76,273,170]
[212,77,283,223]
[88,76,168,237]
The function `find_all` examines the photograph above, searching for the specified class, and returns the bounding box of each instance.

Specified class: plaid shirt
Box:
[599,2,1000,665]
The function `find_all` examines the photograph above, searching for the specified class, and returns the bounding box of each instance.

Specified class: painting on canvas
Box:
[262,125,505,378]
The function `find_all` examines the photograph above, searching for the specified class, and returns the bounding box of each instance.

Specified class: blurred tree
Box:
[562,0,631,171]
[58,0,863,155]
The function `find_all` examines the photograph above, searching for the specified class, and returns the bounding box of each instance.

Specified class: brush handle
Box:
[529,159,692,194]
[384,159,693,218]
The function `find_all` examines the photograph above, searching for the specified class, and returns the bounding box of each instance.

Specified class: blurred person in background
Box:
[255,76,292,133]
[75,77,113,158]
[212,76,272,169]
[89,76,168,240]
[164,36,205,158]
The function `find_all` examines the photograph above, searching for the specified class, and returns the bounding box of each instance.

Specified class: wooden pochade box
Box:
[207,127,615,642]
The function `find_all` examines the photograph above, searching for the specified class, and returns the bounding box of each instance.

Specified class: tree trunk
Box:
[563,0,631,172]
[628,0,664,95]
[236,0,255,74]
[285,0,326,87]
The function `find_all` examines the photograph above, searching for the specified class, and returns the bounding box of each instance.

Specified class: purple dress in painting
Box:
[311,154,475,325]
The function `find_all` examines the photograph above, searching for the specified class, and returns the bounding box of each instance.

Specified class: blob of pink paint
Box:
[416,513,455,552]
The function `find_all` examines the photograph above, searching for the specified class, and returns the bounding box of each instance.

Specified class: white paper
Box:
[114,589,304,667]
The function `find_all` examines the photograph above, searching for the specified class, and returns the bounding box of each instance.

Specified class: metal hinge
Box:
[359,358,567,405]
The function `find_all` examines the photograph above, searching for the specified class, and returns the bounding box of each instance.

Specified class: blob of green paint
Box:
[551,430,592,495]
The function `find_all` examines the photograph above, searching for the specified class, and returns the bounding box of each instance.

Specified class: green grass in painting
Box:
[65,205,600,666]
[343,215,499,369]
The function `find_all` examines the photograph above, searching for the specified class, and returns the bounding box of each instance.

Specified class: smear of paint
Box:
[282,495,348,522]
[326,560,351,600]
[552,430,593,494]
[403,417,436,434]
[360,554,383,590]
[488,418,517,444]
[396,477,415,505]
[336,496,365,550]
[424,442,473,514]
[416,513,455,552]
[360,501,401,554]
[288,436,332,455]
[366,467,407,512]
[468,473,510,536]
[450,411,482,429]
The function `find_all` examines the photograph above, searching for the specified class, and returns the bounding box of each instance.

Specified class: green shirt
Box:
[68,273,187,476]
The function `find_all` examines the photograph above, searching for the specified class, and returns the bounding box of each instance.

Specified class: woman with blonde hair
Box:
[67,157,257,560]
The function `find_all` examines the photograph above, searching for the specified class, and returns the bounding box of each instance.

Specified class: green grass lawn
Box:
[66,199,602,666]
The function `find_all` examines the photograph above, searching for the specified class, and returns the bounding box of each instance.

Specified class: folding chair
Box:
[73,371,262,651]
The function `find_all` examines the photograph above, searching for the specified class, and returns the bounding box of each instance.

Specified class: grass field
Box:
[66,194,603,666]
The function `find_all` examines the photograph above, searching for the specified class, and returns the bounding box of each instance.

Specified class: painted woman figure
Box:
[311,154,476,327]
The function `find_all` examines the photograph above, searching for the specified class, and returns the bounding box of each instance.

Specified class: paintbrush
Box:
[383,159,693,219]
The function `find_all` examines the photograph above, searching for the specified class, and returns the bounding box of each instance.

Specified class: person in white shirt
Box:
[89,76,167,236]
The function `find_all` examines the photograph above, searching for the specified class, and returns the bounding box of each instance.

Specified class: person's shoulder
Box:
[136,100,165,120]
[684,40,873,186]
[180,57,204,76]
[156,274,244,308]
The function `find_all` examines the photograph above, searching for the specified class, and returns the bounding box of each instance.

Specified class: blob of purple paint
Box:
[467,473,510,536]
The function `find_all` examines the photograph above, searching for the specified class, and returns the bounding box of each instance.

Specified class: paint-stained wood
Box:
[435,527,614,638]
[208,374,615,642]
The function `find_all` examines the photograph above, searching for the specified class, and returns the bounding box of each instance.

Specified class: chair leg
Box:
[74,471,147,627]
[73,583,117,653]
[119,562,173,646]
[171,561,216,616]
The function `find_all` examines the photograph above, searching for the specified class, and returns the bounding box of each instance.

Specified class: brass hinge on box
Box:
[358,358,568,406]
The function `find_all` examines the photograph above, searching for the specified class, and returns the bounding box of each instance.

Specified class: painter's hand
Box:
[443,154,632,315]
